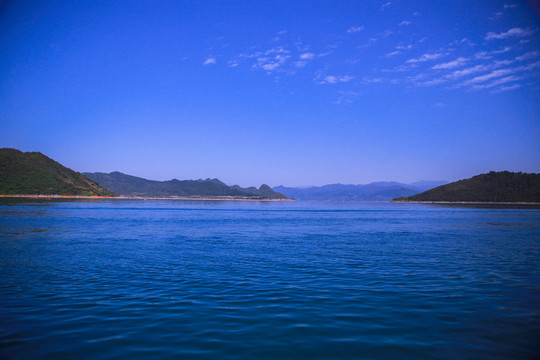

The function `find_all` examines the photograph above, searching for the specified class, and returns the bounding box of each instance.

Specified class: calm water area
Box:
[1,199,539,359]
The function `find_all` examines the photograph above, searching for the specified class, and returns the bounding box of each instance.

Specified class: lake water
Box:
[1,199,539,359]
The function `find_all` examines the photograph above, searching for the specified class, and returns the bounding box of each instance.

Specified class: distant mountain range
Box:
[3,148,538,203]
[84,171,289,199]
[273,181,448,201]
[0,148,116,196]
[393,171,540,203]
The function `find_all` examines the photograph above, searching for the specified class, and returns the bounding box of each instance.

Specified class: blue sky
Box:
[1,0,539,186]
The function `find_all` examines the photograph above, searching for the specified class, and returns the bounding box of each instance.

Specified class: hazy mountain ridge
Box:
[84,172,289,199]
[393,171,540,203]
[0,148,116,196]
[274,181,448,201]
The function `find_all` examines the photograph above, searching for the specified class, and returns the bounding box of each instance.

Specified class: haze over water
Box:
[1,199,539,359]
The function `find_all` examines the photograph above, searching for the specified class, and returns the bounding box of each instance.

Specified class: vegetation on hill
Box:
[393,171,540,203]
[231,184,289,200]
[84,172,290,199]
[0,148,116,196]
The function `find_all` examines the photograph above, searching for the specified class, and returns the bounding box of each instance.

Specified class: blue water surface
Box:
[1,199,539,359]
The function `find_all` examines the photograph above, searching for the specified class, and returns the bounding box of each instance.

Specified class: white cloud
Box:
[515,51,540,61]
[399,21,412,26]
[465,69,514,84]
[362,77,384,84]
[485,75,522,88]
[264,47,290,56]
[503,3,517,9]
[457,61,538,86]
[521,60,540,71]
[415,78,446,87]
[450,38,474,46]
[407,52,444,63]
[491,84,520,93]
[396,44,413,50]
[359,38,378,48]
[381,2,391,10]
[432,57,468,70]
[485,27,533,40]
[386,51,400,57]
[493,46,513,54]
[347,26,364,33]
[299,52,315,60]
[470,75,522,91]
[474,51,491,60]
[257,54,290,71]
[319,75,354,84]
[474,46,512,60]
[446,65,491,79]
[333,90,363,105]
[203,57,216,65]
[235,47,293,72]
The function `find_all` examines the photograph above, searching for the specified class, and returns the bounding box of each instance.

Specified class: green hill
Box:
[0,148,116,196]
[393,171,540,203]
[84,172,290,200]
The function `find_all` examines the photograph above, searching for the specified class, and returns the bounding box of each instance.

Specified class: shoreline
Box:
[0,194,294,202]
[391,200,540,205]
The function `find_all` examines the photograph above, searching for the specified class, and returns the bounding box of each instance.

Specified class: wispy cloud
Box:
[485,27,533,40]
[474,46,512,60]
[407,52,444,63]
[293,52,316,68]
[347,26,364,33]
[399,20,412,26]
[503,3,517,9]
[333,90,362,105]
[386,51,400,57]
[515,51,540,61]
[490,12,504,20]
[358,38,378,48]
[464,69,515,84]
[362,77,384,84]
[450,38,474,46]
[470,75,522,91]
[432,57,468,70]
[318,75,354,84]
[491,84,520,93]
[203,57,216,65]
[237,47,292,72]
[485,75,522,88]
[299,52,315,60]
[396,44,413,50]
[446,64,492,79]
[258,54,290,71]
[381,2,391,10]
[415,78,446,87]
